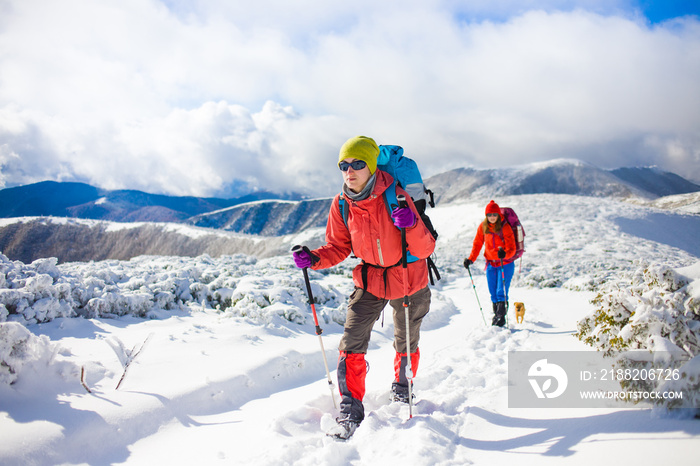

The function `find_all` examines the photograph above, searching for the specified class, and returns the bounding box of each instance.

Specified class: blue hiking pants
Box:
[486,261,515,303]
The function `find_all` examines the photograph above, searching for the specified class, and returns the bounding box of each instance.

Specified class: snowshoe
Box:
[391,382,415,404]
[326,418,360,440]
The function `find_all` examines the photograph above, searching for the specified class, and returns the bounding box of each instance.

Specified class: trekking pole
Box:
[397,195,414,419]
[466,265,487,326]
[292,245,337,409]
[499,256,509,328]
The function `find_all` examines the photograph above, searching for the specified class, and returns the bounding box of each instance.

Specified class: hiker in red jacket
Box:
[292,136,436,438]
[463,200,516,327]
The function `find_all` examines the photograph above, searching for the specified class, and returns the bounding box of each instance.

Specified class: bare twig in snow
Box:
[113,333,154,390]
[80,366,92,393]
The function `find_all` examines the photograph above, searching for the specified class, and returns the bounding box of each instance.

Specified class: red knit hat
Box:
[485,200,501,215]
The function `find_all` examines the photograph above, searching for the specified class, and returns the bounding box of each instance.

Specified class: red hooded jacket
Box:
[468,215,516,267]
[310,170,435,300]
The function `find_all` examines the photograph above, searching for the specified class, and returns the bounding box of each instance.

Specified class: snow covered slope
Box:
[1,193,699,465]
[649,191,700,215]
[0,216,321,264]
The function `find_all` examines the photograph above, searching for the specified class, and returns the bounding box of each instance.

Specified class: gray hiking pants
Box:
[338,286,431,354]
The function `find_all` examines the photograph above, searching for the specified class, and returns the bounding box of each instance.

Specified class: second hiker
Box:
[463,199,516,327]
[292,136,436,438]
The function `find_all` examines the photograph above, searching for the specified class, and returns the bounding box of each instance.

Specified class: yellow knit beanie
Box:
[338,136,379,174]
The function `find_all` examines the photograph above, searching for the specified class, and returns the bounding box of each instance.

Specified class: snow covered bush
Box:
[0,255,74,324]
[575,261,700,409]
[0,322,54,385]
[217,266,351,326]
[0,253,352,328]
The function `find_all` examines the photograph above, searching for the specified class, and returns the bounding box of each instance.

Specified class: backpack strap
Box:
[338,196,355,259]
[426,188,435,208]
[381,180,420,264]
[490,227,515,267]
[338,196,350,229]
[383,181,439,283]
[426,256,440,285]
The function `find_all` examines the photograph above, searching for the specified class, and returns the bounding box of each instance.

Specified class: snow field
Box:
[1,194,700,465]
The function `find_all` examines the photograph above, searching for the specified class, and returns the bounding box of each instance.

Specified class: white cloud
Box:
[0,0,699,198]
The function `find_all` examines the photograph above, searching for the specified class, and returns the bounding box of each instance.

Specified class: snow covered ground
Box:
[1,194,699,465]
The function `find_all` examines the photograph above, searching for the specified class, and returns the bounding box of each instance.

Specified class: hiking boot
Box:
[391,382,415,404]
[327,417,360,440]
[492,301,507,327]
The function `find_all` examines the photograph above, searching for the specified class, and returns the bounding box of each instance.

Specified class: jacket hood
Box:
[371,170,394,198]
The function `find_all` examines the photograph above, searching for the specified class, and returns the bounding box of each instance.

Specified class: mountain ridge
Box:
[0,180,301,223]
[425,159,700,204]
[2,160,698,227]
[185,159,700,233]
[1,159,699,264]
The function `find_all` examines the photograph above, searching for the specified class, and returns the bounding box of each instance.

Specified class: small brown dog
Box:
[514,302,526,323]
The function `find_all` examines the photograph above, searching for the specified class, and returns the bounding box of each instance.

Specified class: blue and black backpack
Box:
[338,145,440,285]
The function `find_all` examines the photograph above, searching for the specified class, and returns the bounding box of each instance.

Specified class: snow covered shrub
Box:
[0,255,75,324]
[207,263,352,327]
[222,273,307,325]
[0,322,54,385]
[0,252,351,329]
[576,262,700,409]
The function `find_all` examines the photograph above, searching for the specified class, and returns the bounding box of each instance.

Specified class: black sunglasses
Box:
[339,160,367,171]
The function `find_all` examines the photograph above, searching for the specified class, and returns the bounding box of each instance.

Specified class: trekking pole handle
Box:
[292,244,318,266]
[396,195,409,269]
[397,194,408,209]
[292,244,312,257]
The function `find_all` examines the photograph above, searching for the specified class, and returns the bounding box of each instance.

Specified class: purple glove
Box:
[293,248,317,268]
[391,206,416,229]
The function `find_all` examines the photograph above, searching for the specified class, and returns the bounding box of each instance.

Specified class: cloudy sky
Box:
[1,0,699,198]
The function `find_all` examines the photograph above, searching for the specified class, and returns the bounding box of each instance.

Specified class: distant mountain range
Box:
[426,159,700,204]
[184,159,700,233]
[0,159,698,264]
[2,161,697,227]
[0,181,299,223]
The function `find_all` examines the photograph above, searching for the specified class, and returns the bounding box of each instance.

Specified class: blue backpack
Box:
[338,145,440,285]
